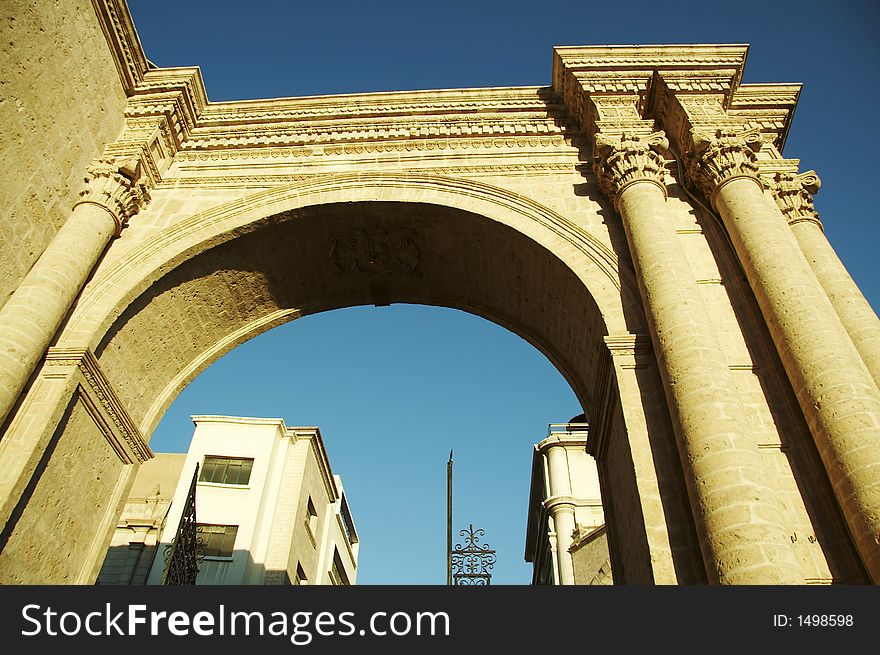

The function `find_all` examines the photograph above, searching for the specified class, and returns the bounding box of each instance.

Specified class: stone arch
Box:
[71,173,638,433]
[64,173,641,352]
[50,173,692,584]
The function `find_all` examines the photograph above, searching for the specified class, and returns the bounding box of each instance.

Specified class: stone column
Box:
[0,157,148,429]
[688,129,880,582]
[544,442,576,584]
[771,170,880,388]
[594,132,802,584]
[545,497,577,585]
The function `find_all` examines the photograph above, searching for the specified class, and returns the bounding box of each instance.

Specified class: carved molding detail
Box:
[768,170,823,230]
[75,157,151,235]
[604,334,653,358]
[44,348,152,464]
[180,125,568,153]
[592,132,669,204]
[330,228,420,276]
[686,128,763,203]
[160,162,579,189]
[91,0,149,94]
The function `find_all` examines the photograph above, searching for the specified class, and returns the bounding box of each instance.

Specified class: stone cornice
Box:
[125,67,208,153]
[198,86,561,124]
[535,433,590,453]
[552,44,800,160]
[553,45,751,137]
[183,90,564,155]
[123,71,569,162]
[97,2,802,186]
[182,112,567,152]
[44,348,152,464]
[97,3,571,168]
[553,44,748,99]
[290,427,340,504]
[91,0,149,95]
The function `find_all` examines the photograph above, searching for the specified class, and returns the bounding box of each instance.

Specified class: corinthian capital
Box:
[76,157,150,235]
[686,128,763,203]
[769,170,823,229]
[592,131,669,204]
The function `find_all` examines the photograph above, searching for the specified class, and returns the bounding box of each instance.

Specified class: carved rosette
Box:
[769,170,823,230]
[686,128,763,204]
[592,131,670,205]
[75,157,150,235]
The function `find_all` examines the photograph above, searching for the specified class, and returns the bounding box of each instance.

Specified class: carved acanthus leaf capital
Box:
[768,170,823,229]
[685,128,763,203]
[592,131,669,204]
[76,157,151,235]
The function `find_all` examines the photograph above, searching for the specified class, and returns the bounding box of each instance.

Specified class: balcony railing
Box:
[547,422,589,437]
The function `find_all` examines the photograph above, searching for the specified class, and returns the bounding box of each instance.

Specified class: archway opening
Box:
[44,185,701,587]
[147,304,584,583]
[88,196,633,585]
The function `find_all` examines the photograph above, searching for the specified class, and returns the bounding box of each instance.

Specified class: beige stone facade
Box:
[1,1,879,584]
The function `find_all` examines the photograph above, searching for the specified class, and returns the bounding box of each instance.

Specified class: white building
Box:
[100,415,358,585]
[96,453,186,585]
[524,421,610,585]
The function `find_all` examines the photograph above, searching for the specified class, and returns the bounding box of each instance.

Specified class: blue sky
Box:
[128,0,879,583]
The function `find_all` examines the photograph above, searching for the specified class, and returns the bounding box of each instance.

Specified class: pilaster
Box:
[0,347,150,583]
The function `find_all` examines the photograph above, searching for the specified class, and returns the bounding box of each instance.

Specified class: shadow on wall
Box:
[97,546,291,585]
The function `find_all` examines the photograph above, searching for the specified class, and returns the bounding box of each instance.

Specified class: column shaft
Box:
[0,157,147,429]
[712,176,880,581]
[616,180,802,584]
[546,445,572,497]
[550,504,576,585]
[790,220,880,387]
[0,204,116,426]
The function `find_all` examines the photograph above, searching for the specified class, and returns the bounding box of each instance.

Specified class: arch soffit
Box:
[63,172,638,348]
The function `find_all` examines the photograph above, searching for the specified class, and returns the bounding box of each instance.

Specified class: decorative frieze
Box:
[686,128,763,204]
[159,162,580,189]
[768,170,822,229]
[592,132,669,203]
[75,157,151,234]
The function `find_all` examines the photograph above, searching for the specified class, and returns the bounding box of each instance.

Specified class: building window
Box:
[197,524,238,558]
[293,563,307,586]
[199,456,254,486]
[304,497,318,546]
[329,549,350,586]
[340,495,358,546]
